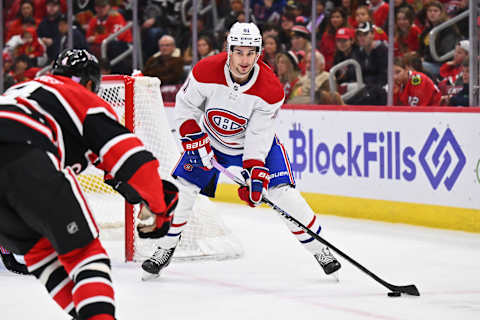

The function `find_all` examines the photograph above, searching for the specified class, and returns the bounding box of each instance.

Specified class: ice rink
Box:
[1,202,479,320]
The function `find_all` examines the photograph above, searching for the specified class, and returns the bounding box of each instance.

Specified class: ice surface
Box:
[1,202,479,320]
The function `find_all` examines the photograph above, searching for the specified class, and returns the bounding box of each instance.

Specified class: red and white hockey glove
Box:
[137,180,179,239]
[180,120,214,170]
[238,165,270,207]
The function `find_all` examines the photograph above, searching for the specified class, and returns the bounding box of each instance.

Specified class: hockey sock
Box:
[156,177,199,249]
[268,186,324,253]
[24,238,77,318]
[58,238,114,320]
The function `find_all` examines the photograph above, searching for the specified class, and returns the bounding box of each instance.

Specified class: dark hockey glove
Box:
[137,180,179,239]
[238,166,270,207]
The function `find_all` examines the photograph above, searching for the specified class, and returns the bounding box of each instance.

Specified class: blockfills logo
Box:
[419,128,466,191]
[288,124,466,191]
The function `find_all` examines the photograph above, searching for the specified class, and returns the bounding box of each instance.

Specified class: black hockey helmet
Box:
[52,49,101,93]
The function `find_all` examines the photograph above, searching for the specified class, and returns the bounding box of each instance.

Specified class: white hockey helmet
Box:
[226,22,263,68]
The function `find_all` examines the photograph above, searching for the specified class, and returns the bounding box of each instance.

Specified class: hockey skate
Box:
[141,246,177,281]
[314,247,341,276]
[0,252,29,275]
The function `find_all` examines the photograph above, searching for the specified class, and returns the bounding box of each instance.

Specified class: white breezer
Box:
[77,75,243,262]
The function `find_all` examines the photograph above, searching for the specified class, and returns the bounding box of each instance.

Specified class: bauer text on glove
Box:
[238,165,269,207]
[179,119,214,170]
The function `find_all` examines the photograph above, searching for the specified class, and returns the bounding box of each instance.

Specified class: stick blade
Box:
[395,284,420,296]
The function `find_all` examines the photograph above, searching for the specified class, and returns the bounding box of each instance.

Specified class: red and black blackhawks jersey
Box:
[0,75,166,213]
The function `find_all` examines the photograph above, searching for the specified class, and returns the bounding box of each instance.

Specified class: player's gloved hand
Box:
[137,180,179,239]
[179,119,214,170]
[181,132,214,170]
[238,166,270,207]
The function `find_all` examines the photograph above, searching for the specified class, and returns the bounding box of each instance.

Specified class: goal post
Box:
[78,75,243,262]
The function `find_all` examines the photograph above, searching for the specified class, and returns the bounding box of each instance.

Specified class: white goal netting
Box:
[78,75,243,262]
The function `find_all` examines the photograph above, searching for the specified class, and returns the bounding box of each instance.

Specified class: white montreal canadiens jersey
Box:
[175,52,285,162]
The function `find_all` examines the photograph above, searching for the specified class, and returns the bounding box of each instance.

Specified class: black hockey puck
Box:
[387,291,401,297]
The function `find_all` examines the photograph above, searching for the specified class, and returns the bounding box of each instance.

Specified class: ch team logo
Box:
[419,128,466,191]
[205,109,247,136]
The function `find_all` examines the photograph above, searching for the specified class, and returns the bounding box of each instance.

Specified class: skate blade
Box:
[141,270,160,281]
[329,271,340,282]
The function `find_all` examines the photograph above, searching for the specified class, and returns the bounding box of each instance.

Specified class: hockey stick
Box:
[211,159,420,296]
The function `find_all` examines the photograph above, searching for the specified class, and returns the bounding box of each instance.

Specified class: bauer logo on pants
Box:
[419,128,466,191]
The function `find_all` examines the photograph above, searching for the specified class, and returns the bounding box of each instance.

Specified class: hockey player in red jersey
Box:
[0,49,178,320]
[393,57,442,106]
[141,22,341,280]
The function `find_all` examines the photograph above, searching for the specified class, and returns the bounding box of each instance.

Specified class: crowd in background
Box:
[1,0,476,106]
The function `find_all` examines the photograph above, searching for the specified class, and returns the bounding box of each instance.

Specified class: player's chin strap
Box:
[210,158,420,297]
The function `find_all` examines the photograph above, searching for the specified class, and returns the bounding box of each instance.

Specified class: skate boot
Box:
[141,246,177,281]
[0,252,29,275]
[314,247,341,275]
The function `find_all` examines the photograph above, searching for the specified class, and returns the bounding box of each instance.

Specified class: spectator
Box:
[307,0,328,35]
[183,33,219,66]
[251,0,284,28]
[368,0,389,29]
[289,51,332,104]
[224,0,256,31]
[394,0,415,15]
[10,54,40,83]
[318,7,350,71]
[275,51,302,101]
[6,0,41,42]
[143,35,185,85]
[140,0,171,60]
[86,0,133,74]
[37,0,62,63]
[449,57,469,106]
[333,27,360,85]
[262,23,287,52]
[279,12,296,50]
[290,25,312,72]
[196,35,219,60]
[402,51,425,73]
[2,52,16,90]
[341,0,360,28]
[348,22,388,105]
[393,57,442,106]
[6,26,47,67]
[445,0,469,38]
[58,14,89,52]
[437,40,469,100]
[354,5,388,42]
[418,1,461,80]
[439,40,469,82]
[6,0,66,22]
[394,7,421,57]
[262,35,282,73]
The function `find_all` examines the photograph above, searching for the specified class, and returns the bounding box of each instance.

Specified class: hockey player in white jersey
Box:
[142,22,341,280]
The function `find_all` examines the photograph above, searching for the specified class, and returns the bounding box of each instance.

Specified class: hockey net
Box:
[78,75,243,262]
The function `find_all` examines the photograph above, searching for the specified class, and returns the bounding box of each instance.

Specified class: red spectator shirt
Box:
[86,10,133,44]
[370,1,389,28]
[394,24,421,56]
[439,62,462,81]
[394,71,442,106]
[373,25,388,42]
[6,0,67,22]
[15,28,45,59]
[318,31,336,71]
